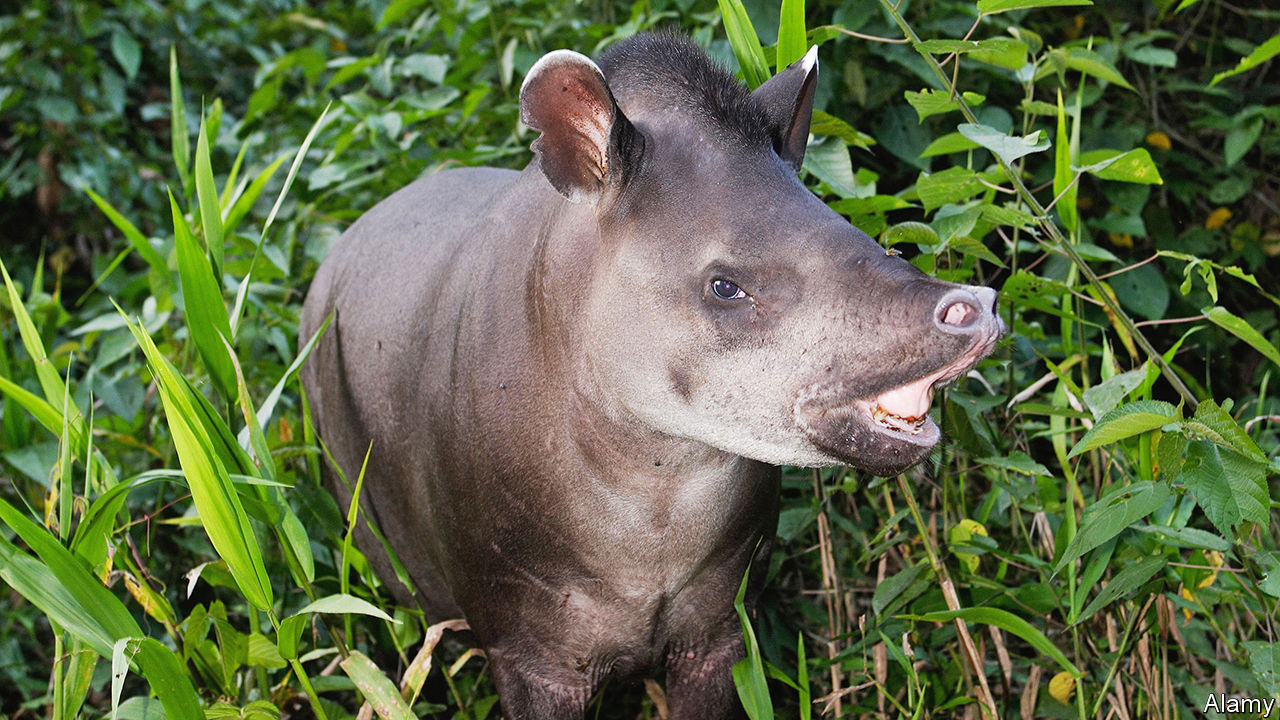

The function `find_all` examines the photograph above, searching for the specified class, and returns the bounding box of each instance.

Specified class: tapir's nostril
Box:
[942,301,977,327]
[935,287,994,334]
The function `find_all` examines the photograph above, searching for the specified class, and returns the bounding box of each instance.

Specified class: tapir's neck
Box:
[523,192,741,487]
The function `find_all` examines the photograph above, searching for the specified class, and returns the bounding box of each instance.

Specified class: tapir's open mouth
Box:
[795,326,1000,474]
[858,333,994,443]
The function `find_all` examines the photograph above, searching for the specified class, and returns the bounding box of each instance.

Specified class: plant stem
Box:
[877,0,1200,407]
[896,474,998,719]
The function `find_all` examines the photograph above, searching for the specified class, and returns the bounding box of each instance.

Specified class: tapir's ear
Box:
[520,49,641,205]
[752,46,819,172]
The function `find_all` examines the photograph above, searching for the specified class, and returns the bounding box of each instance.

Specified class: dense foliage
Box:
[1,0,1278,718]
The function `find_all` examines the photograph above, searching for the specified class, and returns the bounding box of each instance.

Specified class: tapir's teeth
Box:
[872,404,926,434]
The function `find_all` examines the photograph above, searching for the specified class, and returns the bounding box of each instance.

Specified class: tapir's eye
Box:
[710,278,746,300]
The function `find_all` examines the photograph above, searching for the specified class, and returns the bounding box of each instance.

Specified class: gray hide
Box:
[301,32,1003,720]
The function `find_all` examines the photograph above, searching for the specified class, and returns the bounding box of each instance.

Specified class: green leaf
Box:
[920,132,980,158]
[247,634,288,670]
[1057,481,1170,569]
[124,315,273,611]
[292,593,399,624]
[1062,47,1134,90]
[1181,440,1268,537]
[905,89,984,121]
[915,167,984,211]
[1078,148,1163,184]
[976,452,1052,477]
[976,0,1091,14]
[1131,524,1231,552]
[958,123,1051,164]
[1053,90,1078,232]
[1244,640,1280,698]
[717,0,770,89]
[1067,400,1181,458]
[1203,306,1280,371]
[1081,366,1147,420]
[776,0,806,72]
[802,136,859,198]
[194,119,225,275]
[1210,33,1280,86]
[82,187,168,277]
[1074,555,1166,625]
[808,110,875,150]
[341,651,416,720]
[872,564,929,616]
[883,221,940,248]
[110,31,142,81]
[169,48,190,187]
[171,192,236,399]
[134,638,204,720]
[905,607,1081,677]
[1224,118,1263,167]
[1186,399,1266,462]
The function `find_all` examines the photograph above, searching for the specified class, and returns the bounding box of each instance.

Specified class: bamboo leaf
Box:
[124,315,273,611]
[1210,33,1280,86]
[341,651,416,720]
[977,0,1091,14]
[293,593,398,623]
[169,47,190,187]
[1075,554,1167,625]
[1202,306,1280,371]
[905,606,1082,677]
[1056,481,1169,569]
[776,0,806,72]
[717,0,770,88]
[82,188,168,276]
[171,191,236,399]
[194,118,225,274]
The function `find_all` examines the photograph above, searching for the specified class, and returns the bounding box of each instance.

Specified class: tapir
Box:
[300,32,1003,719]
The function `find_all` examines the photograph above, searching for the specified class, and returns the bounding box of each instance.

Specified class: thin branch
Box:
[878,0,1200,406]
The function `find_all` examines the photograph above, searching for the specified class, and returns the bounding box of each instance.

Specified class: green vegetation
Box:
[1,0,1277,718]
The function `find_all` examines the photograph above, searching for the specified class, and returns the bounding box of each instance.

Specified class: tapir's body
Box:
[302,33,1002,719]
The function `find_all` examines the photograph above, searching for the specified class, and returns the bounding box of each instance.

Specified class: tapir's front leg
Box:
[489,653,591,720]
[664,621,748,720]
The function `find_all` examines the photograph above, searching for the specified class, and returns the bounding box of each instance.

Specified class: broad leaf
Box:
[1181,440,1268,536]
[1068,400,1180,458]
[1057,481,1169,569]
[958,123,1051,164]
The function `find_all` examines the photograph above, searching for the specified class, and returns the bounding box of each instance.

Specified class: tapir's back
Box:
[299,165,522,613]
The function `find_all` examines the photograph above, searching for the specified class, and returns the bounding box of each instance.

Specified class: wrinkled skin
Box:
[301,33,1002,720]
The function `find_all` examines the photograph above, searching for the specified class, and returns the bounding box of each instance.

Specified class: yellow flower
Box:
[1108,232,1134,248]
[1146,131,1172,151]
[1205,207,1233,230]
[1049,671,1076,704]
[1197,550,1223,589]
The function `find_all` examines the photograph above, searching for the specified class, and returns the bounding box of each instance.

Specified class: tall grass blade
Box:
[777,0,807,71]
[170,191,236,399]
[194,118,226,274]
[123,314,274,611]
[716,0,770,88]
[0,497,142,655]
[0,256,74,419]
[169,47,190,189]
[82,188,168,276]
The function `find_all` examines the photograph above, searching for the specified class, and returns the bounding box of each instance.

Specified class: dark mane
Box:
[597,31,772,147]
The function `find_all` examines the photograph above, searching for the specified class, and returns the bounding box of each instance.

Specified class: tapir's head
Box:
[519,33,1004,476]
